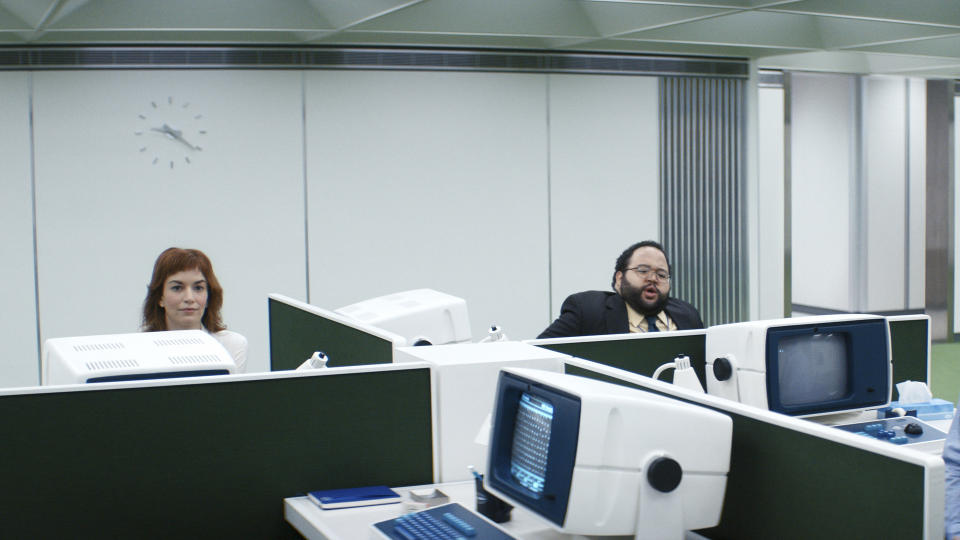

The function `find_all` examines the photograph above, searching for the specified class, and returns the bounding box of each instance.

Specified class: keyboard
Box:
[372,502,516,540]
[834,416,947,453]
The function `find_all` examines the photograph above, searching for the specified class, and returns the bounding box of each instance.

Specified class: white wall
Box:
[0,72,38,387]
[304,70,551,341]
[31,70,307,375]
[790,72,857,311]
[547,74,659,320]
[4,67,665,386]
[790,73,924,314]
[908,79,926,311]
[863,76,908,311]
[757,84,785,319]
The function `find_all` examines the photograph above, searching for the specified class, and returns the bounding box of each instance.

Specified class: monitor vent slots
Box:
[86,359,139,371]
[168,354,224,366]
[153,337,205,347]
[73,342,126,352]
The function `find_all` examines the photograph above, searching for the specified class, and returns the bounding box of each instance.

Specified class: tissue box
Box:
[877,398,955,421]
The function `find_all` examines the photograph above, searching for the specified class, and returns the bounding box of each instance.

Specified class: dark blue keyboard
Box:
[373,502,516,540]
[834,416,946,446]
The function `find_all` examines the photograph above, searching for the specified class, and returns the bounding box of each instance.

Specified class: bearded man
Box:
[537,240,704,339]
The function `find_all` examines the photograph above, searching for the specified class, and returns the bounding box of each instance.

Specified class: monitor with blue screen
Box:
[705,314,891,417]
[484,368,732,539]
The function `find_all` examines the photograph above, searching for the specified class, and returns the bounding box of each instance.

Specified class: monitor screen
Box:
[777,332,849,406]
[487,372,579,528]
[510,392,553,497]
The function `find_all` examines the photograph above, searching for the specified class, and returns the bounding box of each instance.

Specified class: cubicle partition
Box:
[563,358,944,539]
[394,341,570,482]
[888,314,932,396]
[268,293,406,370]
[0,365,436,538]
[528,330,707,384]
[530,314,931,393]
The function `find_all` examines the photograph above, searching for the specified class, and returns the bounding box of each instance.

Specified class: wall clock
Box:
[134,96,206,169]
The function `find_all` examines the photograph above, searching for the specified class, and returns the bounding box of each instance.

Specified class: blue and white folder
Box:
[308,485,401,509]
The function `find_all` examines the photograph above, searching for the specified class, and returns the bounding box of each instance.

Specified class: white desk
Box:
[284,481,561,540]
[284,481,714,540]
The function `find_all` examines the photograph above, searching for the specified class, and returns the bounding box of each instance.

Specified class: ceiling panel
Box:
[28,30,329,44]
[763,0,960,27]
[860,53,960,74]
[616,0,796,7]
[851,34,960,59]
[758,51,877,73]
[816,17,960,50]
[624,11,824,48]
[577,38,805,59]
[0,0,956,78]
[0,3,30,30]
[314,30,557,50]
[759,50,960,77]
[45,0,334,30]
[567,2,733,37]
[303,0,423,30]
[0,0,74,28]
[350,0,602,38]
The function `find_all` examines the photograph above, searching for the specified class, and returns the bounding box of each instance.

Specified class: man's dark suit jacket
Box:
[537,290,704,339]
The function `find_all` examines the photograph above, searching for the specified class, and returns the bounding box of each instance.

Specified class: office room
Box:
[1,1,959,538]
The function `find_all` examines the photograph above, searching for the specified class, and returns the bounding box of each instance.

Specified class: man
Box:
[537,240,703,339]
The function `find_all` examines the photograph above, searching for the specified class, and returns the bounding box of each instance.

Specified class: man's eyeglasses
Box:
[627,265,670,281]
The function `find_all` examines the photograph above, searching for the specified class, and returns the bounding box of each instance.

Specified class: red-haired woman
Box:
[142,247,247,372]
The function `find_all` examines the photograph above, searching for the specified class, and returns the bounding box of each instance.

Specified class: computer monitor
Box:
[705,314,891,417]
[484,368,732,539]
[42,329,236,385]
[335,288,471,346]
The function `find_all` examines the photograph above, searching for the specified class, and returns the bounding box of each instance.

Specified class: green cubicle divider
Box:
[888,315,931,396]
[529,330,707,386]
[0,366,434,539]
[531,314,931,399]
[268,293,403,371]
[564,359,941,539]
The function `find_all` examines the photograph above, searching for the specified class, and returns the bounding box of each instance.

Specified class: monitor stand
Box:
[634,454,686,540]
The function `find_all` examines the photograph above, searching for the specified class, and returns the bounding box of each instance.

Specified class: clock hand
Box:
[150,123,200,151]
[169,131,200,151]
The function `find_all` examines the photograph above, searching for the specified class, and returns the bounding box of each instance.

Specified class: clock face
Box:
[134,96,206,169]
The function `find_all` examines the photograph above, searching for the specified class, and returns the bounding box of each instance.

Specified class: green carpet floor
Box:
[931,342,960,402]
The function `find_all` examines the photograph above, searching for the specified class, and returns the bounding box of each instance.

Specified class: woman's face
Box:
[159,268,208,330]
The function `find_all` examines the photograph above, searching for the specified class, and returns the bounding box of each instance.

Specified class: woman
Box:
[142,247,247,372]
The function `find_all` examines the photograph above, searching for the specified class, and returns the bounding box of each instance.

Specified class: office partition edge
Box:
[526,329,708,385]
[561,357,945,539]
[0,360,425,396]
[426,361,443,483]
[269,293,407,348]
[527,328,706,347]
[887,313,932,385]
[268,293,408,370]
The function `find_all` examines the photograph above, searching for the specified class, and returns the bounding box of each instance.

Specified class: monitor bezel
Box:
[765,318,890,416]
[486,370,581,527]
